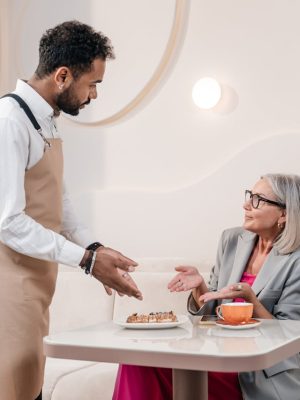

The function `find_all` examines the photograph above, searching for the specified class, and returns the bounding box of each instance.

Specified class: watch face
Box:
[87,242,102,251]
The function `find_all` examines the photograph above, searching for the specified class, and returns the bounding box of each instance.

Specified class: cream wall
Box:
[1,0,300,264]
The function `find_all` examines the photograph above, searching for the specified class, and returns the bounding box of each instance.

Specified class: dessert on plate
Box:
[126,311,177,323]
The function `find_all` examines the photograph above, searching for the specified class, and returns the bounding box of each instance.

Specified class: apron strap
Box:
[1,93,51,148]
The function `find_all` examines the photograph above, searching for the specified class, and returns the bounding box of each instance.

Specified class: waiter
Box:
[0,20,142,400]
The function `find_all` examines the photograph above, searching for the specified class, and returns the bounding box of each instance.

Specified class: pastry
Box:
[126,311,177,323]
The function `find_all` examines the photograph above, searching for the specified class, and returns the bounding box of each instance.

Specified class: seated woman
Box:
[113,173,300,400]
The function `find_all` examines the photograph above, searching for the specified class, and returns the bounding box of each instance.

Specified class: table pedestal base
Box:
[173,369,208,400]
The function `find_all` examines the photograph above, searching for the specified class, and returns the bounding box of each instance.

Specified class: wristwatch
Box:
[80,242,103,274]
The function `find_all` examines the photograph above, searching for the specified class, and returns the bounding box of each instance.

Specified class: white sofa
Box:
[44,258,211,400]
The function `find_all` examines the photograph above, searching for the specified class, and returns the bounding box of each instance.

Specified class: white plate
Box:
[215,319,261,330]
[114,314,189,330]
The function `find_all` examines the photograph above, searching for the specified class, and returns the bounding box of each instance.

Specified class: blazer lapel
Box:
[227,231,257,286]
[251,249,291,295]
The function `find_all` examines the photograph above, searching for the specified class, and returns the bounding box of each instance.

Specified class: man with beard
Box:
[0,20,142,400]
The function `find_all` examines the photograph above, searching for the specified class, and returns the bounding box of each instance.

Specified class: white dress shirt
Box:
[0,80,95,267]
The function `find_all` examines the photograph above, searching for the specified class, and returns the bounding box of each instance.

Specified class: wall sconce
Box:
[192,77,221,109]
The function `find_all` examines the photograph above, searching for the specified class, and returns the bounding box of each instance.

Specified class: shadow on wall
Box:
[214,84,239,115]
[72,132,300,262]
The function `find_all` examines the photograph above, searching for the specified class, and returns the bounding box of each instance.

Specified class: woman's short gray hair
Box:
[263,173,300,254]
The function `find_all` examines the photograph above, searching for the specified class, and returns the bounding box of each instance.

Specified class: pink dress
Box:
[113,272,256,400]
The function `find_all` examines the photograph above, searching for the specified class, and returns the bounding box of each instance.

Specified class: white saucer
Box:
[215,319,261,330]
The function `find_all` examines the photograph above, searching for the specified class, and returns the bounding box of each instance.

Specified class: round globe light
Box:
[192,77,221,109]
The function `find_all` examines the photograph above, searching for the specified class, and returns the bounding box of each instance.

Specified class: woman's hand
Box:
[199,282,273,319]
[199,282,257,304]
[168,266,206,292]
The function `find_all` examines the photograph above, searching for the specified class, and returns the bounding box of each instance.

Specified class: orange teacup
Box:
[216,302,253,324]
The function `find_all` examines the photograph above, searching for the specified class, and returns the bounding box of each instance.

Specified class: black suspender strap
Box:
[2,93,41,130]
[1,93,51,148]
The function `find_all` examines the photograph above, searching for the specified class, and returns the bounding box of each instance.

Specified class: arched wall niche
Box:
[11,0,189,126]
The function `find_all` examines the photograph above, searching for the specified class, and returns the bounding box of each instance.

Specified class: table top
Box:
[44,317,300,372]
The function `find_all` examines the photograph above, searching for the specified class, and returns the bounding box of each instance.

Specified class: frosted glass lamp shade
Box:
[192,78,221,109]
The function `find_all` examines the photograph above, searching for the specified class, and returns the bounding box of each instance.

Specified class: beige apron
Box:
[0,138,63,400]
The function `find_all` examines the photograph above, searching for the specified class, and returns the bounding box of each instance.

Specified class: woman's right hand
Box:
[167,266,205,292]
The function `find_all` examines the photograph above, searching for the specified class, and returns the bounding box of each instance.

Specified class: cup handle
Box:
[215,305,224,320]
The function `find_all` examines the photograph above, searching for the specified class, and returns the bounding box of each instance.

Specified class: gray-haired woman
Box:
[113,173,300,400]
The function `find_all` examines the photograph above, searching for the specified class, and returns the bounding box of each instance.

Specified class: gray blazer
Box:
[188,227,300,400]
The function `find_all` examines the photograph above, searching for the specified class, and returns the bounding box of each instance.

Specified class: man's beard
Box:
[56,85,89,116]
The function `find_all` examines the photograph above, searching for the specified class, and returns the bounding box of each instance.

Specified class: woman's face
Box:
[243,178,286,237]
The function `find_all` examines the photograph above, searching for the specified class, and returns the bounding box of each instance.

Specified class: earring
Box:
[58,84,63,90]
[278,223,283,230]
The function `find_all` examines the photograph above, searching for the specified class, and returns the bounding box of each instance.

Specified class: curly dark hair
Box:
[35,20,115,79]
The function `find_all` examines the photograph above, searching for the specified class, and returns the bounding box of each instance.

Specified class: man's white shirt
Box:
[0,80,94,267]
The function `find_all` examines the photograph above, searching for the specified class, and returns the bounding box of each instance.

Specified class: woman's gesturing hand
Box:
[199,282,256,303]
[168,266,205,292]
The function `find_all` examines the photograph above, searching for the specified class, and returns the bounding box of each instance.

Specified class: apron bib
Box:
[0,94,63,400]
